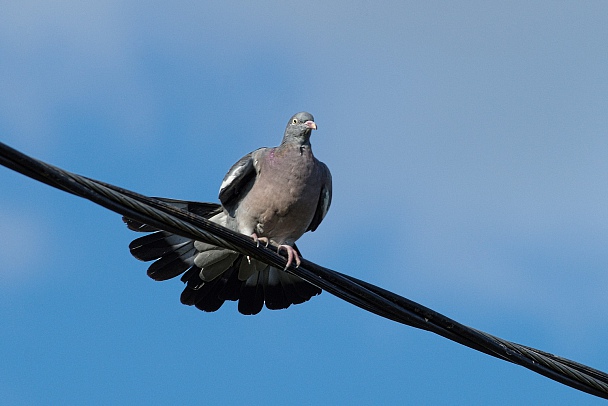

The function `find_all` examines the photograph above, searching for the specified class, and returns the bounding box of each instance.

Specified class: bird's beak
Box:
[305,121,317,130]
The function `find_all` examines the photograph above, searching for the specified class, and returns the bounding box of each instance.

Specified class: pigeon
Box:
[124,112,332,315]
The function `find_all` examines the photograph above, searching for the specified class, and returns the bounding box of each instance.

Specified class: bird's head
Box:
[282,112,317,145]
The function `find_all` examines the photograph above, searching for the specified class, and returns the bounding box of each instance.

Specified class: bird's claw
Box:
[250,233,269,248]
[251,234,300,269]
[277,245,301,270]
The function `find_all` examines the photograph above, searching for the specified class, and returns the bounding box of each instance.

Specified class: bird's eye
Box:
[292,118,298,124]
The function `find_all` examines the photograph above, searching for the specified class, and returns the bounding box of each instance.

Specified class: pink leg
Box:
[277,245,301,269]
[250,233,269,247]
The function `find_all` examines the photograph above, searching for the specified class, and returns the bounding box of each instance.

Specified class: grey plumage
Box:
[124,112,332,315]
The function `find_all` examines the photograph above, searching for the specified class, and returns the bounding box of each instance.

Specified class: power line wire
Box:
[1,140,607,399]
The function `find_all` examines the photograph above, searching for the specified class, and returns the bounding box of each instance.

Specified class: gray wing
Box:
[307,160,332,232]
[218,148,265,214]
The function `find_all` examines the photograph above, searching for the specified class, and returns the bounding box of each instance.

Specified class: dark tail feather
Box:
[146,248,196,281]
[238,270,266,315]
[264,267,290,310]
[129,232,192,261]
[180,258,242,312]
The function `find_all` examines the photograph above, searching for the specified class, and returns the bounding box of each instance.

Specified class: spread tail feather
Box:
[123,199,321,314]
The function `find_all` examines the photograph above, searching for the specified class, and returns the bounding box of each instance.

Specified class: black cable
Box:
[1,140,607,399]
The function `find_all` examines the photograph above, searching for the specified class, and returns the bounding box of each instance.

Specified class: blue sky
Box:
[1,1,608,404]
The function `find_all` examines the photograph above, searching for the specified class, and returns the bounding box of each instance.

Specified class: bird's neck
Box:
[276,140,313,158]
[280,135,311,147]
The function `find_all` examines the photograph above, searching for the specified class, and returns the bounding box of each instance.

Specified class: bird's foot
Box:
[277,245,301,270]
[250,233,269,247]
